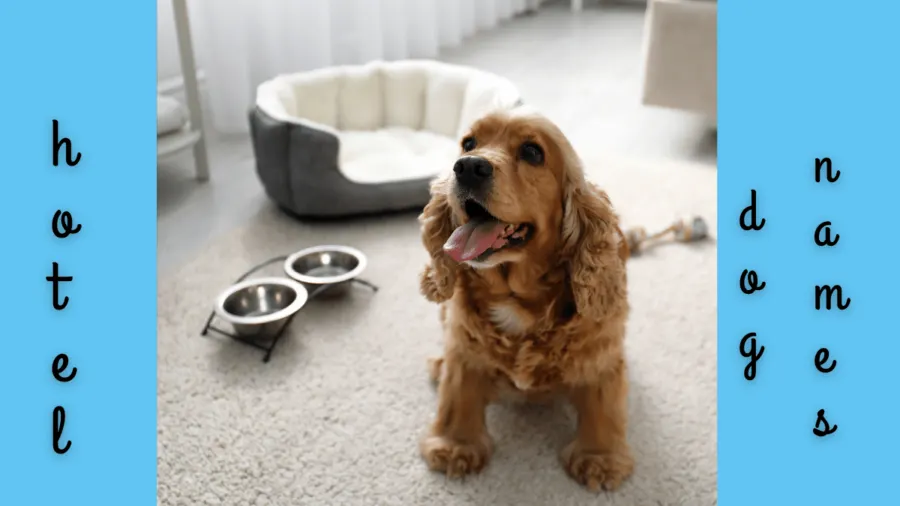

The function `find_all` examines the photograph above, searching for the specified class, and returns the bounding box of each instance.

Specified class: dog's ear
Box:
[418,177,458,303]
[560,177,628,321]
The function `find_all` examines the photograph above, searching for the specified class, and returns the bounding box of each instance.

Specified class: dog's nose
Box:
[453,156,493,188]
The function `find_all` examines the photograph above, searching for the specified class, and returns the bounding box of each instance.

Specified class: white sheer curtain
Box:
[192,0,544,134]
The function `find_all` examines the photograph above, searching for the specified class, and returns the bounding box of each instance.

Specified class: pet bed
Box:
[249,60,521,217]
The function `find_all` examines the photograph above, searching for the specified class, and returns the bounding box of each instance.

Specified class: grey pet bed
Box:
[249,60,521,218]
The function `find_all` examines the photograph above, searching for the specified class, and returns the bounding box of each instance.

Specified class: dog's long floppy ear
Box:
[560,173,629,322]
[418,177,459,303]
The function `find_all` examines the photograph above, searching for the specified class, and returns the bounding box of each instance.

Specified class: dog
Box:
[417,107,633,491]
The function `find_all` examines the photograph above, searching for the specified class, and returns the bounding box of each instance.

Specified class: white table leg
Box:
[173,0,210,182]
[572,0,583,12]
[191,136,210,182]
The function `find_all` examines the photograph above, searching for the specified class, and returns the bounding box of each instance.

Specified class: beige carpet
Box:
[157,154,717,506]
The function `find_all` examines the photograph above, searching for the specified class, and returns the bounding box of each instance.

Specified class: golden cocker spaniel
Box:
[417,107,633,491]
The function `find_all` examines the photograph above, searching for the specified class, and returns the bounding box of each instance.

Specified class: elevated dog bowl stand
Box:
[200,255,378,363]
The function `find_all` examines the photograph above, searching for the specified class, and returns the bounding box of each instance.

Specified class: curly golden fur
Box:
[417,107,633,491]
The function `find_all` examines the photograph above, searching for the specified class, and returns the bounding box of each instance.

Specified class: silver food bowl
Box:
[213,277,308,338]
[283,245,367,296]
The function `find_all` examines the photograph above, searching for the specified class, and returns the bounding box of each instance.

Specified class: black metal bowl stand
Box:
[200,255,378,362]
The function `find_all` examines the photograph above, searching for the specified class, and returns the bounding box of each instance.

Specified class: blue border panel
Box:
[719,1,900,504]
[0,1,157,504]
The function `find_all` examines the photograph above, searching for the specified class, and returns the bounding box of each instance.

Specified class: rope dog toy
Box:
[624,216,709,256]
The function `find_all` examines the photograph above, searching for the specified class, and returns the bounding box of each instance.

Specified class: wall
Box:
[156,0,646,89]
[155,0,646,127]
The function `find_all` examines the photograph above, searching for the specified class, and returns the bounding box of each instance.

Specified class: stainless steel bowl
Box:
[214,277,308,338]
[283,245,367,296]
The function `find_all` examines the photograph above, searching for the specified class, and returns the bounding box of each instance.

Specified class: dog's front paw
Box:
[420,264,453,302]
[420,434,492,478]
[560,441,633,492]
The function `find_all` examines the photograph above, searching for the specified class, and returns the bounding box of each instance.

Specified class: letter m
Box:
[815,284,851,310]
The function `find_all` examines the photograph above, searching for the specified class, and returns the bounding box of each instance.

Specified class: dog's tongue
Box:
[443,219,507,262]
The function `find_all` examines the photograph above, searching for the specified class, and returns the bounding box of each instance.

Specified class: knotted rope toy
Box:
[624,216,709,256]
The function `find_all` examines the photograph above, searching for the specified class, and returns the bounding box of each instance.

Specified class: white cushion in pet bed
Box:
[338,128,458,184]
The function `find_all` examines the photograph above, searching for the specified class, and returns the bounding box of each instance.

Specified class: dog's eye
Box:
[519,142,544,165]
[461,136,477,152]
